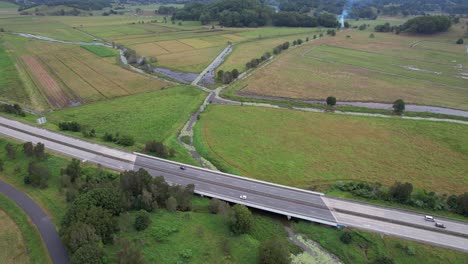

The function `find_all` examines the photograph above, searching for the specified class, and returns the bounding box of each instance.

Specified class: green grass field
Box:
[195,105,468,194]
[0,194,51,264]
[80,45,118,57]
[105,197,288,263]
[233,23,468,110]
[293,221,468,264]
[47,85,206,164]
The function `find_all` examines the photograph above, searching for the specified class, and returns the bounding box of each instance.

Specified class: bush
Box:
[258,237,291,264]
[392,99,405,115]
[26,162,50,188]
[70,244,105,264]
[144,140,175,158]
[456,38,464,44]
[326,96,336,106]
[229,204,253,235]
[58,121,81,132]
[340,231,353,244]
[117,135,135,146]
[0,104,25,116]
[134,211,151,231]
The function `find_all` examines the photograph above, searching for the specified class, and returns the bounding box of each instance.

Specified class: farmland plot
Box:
[233,28,468,110]
[22,56,75,108]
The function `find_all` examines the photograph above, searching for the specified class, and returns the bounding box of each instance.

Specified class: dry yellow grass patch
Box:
[0,210,30,264]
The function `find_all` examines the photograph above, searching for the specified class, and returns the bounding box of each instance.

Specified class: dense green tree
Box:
[317,12,339,27]
[5,143,16,159]
[166,196,178,212]
[326,96,337,106]
[340,231,353,244]
[401,16,451,34]
[62,222,100,253]
[62,159,82,183]
[217,70,224,80]
[134,211,151,231]
[117,135,135,147]
[229,204,253,234]
[33,142,46,160]
[393,99,405,115]
[232,69,239,79]
[25,162,50,188]
[456,193,468,216]
[70,244,105,264]
[389,182,413,203]
[116,239,146,264]
[258,237,291,264]
[22,142,34,157]
[456,38,464,44]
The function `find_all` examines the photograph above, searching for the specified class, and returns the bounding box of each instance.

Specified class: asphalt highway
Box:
[0,116,467,252]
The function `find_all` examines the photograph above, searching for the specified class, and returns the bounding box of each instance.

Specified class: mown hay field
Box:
[3,35,170,109]
[195,105,468,194]
[235,27,468,110]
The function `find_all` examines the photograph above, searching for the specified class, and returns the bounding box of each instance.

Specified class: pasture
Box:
[106,198,287,263]
[232,23,468,110]
[3,35,170,109]
[195,105,468,194]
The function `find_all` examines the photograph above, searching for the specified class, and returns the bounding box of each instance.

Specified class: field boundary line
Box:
[52,55,108,99]
[36,55,81,105]
[69,53,130,94]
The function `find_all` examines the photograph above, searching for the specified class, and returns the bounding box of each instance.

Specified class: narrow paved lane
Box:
[0,181,68,264]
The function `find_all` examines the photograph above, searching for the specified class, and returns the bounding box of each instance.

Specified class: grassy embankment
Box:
[194,105,468,195]
[0,194,51,264]
[293,221,468,264]
[80,45,118,57]
[106,198,288,263]
[46,85,206,165]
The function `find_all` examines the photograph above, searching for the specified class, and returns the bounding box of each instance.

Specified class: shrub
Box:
[229,204,253,235]
[392,99,405,115]
[340,231,353,244]
[117,135,135,146]
[0,104,25,116]
[326,96,336,106]
[70,244,105,264]
[134,211,152,231]
[456,38,464,44]
[59,121,81,132]
[258,237,291,264]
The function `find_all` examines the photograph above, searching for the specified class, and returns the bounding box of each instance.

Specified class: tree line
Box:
[374,16,452,34]
[174,0,341,28]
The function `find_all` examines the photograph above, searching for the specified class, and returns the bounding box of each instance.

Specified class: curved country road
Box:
[0,180,69,264]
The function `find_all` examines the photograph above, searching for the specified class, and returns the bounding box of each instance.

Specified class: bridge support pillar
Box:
[287,215,291,220]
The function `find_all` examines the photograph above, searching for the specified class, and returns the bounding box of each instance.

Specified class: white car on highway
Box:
[240,195,247,200]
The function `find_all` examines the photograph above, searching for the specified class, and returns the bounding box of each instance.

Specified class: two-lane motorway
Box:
[134,154,337,225]
[0,116,467,252]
